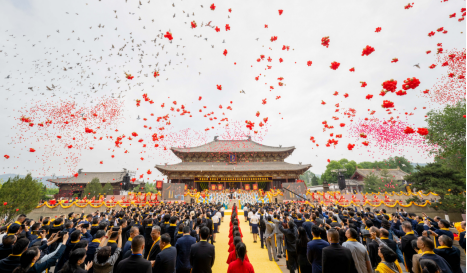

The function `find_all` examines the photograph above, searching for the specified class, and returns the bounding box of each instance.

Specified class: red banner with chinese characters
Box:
[217,184,223,191]
[297,180,304,183]
[211,184,217,191]
[252,183,258,190]
[245,184,251,191]
[156,180,163,189]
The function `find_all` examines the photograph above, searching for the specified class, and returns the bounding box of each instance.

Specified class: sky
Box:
[0,0,465,182]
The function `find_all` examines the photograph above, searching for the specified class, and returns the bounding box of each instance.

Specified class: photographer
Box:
[93,228,122,273]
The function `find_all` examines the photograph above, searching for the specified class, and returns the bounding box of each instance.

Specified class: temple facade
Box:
[155,137,311,191]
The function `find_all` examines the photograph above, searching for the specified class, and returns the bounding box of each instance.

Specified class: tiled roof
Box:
[47,171,144,184]
[156,161,311,172]
[345,179,364,185]
[171,139,294,153]
[353,168,409,180]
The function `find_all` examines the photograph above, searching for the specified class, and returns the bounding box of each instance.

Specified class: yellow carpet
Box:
[212,210,282,273]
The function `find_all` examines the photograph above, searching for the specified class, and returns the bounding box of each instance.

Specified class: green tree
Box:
[358,161,378,169]
[39,184,49,201]
[382,156,414,173]
[405,163,465,213]
[83,178,103,199]
[299,170,316,187]
[424,100,466,176]
[321,160,343,183]
[363,173,381,193]
[102,183,114,195]
[311,176,319,186]
[0,174,43,223]
[321,159,358,183]
[357,157,413,173]
[362,169,403,193]
[342,160,358,178]
[144,183,158,193]
[45,188,59,196]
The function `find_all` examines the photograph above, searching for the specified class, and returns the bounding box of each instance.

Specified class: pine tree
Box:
[311,176,319,186]
[0,174,43,222]
[83,178,103,199]
[144,183,158,193]
[425,100,466,176]
[363,173,381,193]
[102,183,114,195]
[405,163,465,213]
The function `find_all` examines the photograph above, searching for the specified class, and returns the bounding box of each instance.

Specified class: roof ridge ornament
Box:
[247,135,251,141]
[214,136,219,141]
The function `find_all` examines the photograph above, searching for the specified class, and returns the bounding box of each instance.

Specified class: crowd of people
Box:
[0,202,464,273]
[241,203,464,273]
[0,204,222,273]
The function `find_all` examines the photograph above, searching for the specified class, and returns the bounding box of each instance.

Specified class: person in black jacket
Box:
[90,218,100,237]
[434,235,462,273]
[399,221,418,273]
[367,227,381,269]
[204,213,214,245]
[59,248,93,273]
[190,227,215,273]
[48,218,65,238]
[0,238,29,273]
[379,228,398,253]
[414,216,426,236]
[279,220,298,273]
[147,226,161,264]
[85,230,105,267]
[259,210,266,249]
[106,231,119,256]
[11,234,68,273]
[0,235,16,260]
[153,233,176,273]
[143,218,155,258]
[116,235,152,273]
[160,215,170,235]
[165,217,178,246]
[322,228,356,273]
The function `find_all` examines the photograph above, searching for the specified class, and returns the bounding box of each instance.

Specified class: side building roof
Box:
[351,168,409,181]
[47,171,144,185]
